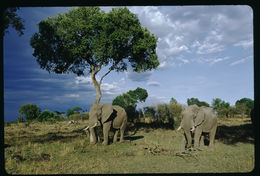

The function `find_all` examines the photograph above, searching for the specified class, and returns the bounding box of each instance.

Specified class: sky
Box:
[4,6,254,121]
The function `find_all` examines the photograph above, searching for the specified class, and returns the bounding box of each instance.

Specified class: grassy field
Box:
[4,117,255,174]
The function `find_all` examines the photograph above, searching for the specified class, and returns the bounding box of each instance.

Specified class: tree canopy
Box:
[170,97,178,104]
[187,97,210,107]
[235,98,254,110]
[30,7,159,104]
[18,104,41,121]
[3,7,25,36]
[112,87,148,121]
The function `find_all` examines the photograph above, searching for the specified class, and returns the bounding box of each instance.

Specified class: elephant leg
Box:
[102,121,112,145]
[119,129,125,143]
[113,130,119,143]
[209,125,217,148]
[180,135,186,153]
[199,135,205,150]
[119,122,126,143]
[194,128,202,149]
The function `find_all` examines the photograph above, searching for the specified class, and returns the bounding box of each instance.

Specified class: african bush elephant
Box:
[84,103,127,145]
[177,104,217,152]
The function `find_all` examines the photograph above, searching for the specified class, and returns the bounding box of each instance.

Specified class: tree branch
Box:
[99,69,112,85]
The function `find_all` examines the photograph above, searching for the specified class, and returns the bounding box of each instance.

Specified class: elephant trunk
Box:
[184,129,192,148]
[88,123,98,144]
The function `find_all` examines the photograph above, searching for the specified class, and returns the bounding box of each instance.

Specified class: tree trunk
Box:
[141,102,145,118]
[92,75,101,104]
[91,66,101,104]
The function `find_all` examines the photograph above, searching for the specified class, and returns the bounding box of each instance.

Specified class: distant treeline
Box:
[14,97,253,128]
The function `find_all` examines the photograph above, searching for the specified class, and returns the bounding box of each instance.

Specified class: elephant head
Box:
[177,104,200,148]
[87,103,114,144]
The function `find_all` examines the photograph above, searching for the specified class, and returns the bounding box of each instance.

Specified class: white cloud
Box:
[130,6,252,68]
[234,40,253,49]
[65,94,80,98]
[75,76,92,84]
[126,70,153,82]
[194,56,230,65]
[147,81,161,87]
[230,56,252,66]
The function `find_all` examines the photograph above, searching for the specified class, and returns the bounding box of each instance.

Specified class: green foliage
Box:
[112,93,137,110]
[68,113,89,121]
[235,103,248,117]
[211,98,230,117]
[235,98,254,116]
[144,106,157,118]
[66,107,83,118]
[38,110,65,122]
[235,98,254,109]
[169,97,178,104]
[128,87,148,103]
[157,104,169,123]
[30,7,159,76]
[38,110,56,122]
[112,87,148,121]
[3,7,25,36]
[168,103,183,128]
[187,98,210,107]
[18,104,41,121]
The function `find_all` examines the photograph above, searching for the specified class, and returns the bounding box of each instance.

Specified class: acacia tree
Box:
[187,97,209,107]
[128,87,148,117]
[30,7,159,104]
[3,7,25,36]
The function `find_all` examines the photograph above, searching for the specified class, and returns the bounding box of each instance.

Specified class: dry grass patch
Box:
[4,118,254,174]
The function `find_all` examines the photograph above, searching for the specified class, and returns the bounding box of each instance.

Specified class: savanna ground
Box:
[4,117,255,174]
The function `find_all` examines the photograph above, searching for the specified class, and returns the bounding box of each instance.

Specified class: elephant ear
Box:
[194,109,205,127]
[101,104,114,123]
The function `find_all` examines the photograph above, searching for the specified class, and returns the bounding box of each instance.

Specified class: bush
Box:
[168,103,183,129]
[68,112,89,121]
[18,104,41,121]
[144,106,157,118]
[38,110,56,122]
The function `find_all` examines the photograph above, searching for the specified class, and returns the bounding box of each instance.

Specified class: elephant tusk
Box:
[177,126,182,131]
[190,126,195,132]
[83,126,89,131]
[90,122,98,129]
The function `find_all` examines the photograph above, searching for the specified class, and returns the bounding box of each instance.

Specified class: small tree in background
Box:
[235,103,248,117]
[112,88,148,122]
[38,110,56,122]
[66,107,83,119]
[144,106,157,118]
[212,98,230,117]
[18,104,41,121]
[128,87,148,117]
[168,103,183,129]
[235,98,254,116]
[170,97,178,104]
[187,97,210,107]
[157,104,169,123]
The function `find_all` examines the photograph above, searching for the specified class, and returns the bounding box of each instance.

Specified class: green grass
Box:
[4,118,254,174]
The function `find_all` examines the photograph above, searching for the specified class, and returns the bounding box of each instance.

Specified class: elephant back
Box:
[201,107,217,132]
[112,105,127,129]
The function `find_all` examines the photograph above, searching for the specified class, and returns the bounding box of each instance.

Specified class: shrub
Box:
[18,104,41,121]
[68,112,89,121]
[38,110,56,122]
[168,103,183,129]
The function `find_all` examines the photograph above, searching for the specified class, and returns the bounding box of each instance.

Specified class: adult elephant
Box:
[84,103,127,145]
[177,105,217,152]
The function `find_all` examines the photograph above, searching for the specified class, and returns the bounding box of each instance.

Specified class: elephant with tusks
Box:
[177,104,217,152]
[83,103,127,145]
